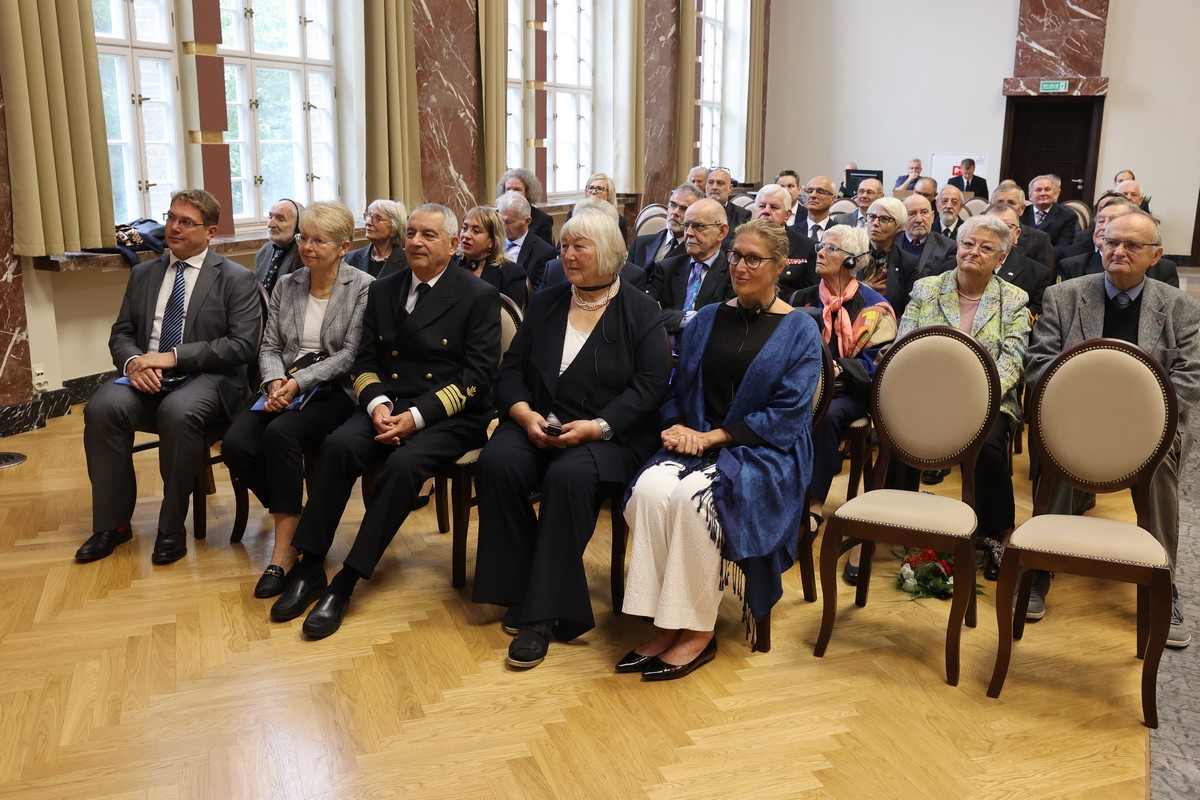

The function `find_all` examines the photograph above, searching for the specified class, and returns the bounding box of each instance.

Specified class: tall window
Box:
[545,0,593,195]
[220,0,337,225]
[505,0,524,172]
[697,0,749,180]
[94,0,184,223]
[698,0,724,170]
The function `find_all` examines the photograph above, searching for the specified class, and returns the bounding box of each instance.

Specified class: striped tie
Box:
[159,262,186,352]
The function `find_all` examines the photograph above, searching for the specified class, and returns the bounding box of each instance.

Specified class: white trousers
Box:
[622,462,723,631]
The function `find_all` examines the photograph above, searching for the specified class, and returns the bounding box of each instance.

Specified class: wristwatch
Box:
[596,418,613,441]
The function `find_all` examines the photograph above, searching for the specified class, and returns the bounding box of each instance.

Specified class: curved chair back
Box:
[1063,199,1091,230]
[730,193,755,210]
[812,341,835,430]
[634,203,667,237]
[964,197,988,216]
[870,326,1001,497]
[1030,338,1176,510]
[829,198,857,216]
[498,293,523,361]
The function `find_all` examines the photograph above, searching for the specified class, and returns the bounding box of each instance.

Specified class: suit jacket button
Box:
[391,373,398,379]
[391,350,398,356]
[425,373,433,380]
[442,339,448,346]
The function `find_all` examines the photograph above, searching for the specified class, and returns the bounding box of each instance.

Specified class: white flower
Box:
[903,579,917,592]
[947,576,954,584]
[900,564,915,579]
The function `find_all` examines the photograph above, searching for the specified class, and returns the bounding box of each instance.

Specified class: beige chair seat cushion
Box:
[848,416,870,430]
[1010,515,1168,567]
[832,489,976,536]
[454,447,483,467]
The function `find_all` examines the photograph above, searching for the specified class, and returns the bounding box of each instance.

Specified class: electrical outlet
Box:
[32,363,49,392]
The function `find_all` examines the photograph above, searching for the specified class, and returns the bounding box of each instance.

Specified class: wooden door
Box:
[999,97,1104,203]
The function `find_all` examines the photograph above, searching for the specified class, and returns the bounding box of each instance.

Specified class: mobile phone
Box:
[545,412,563,437]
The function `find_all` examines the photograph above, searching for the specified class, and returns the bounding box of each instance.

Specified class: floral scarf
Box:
[818,276,860,357]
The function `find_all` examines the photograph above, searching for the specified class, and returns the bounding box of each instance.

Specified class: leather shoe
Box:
[270,568,328,622]
[151,528,187,565]
[921,468,950,485]
[615,649,658,674]
[302,592,349,639]
[254,565,290,598]
[75,525,132,562]
[641,637,717,682]
[842,561,859,586]
[983,552,1001,581]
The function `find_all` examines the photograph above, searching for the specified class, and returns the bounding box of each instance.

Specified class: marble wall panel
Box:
[1003,77,1110,96]
[1014,0,1108,80]
[0,81,35,416]
[412,0,481,211]
[643,0,680,204]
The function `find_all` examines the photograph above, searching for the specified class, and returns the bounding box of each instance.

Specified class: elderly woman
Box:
[455,205,527,307]
[472,210,670,669]
[345,199,408,279]
[898,214,1030,579]
[858,196,915,314]
[498,167,555,244]
[564,172,628,243]
[788,224,897,584]
[222,201,374,597]
[618,220,823,681]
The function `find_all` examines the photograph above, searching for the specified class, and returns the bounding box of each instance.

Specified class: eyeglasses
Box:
[296,234,337,248]
[682,221,723,232]
[817,243,860,260]
[728,250,774,270]
[162,212,205,229]
[958,239,1001,257]
[666,200,691,212]
[585,184,607,195]
[856,188,882,197]
[865,213,896,225]
[1102,238,1157,254]
[363,212,390,224]
[803,186,835,197]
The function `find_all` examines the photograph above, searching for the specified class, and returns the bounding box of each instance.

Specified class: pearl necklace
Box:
[572,277,621,311]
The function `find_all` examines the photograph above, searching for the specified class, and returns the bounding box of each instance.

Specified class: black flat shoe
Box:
[641,637,717,682]
[842,561,859,586]
[921,468,950,485]
[615,649,658,674]
[75,525,132,562]
[507,622,552,668]
[151,528,187,565]
[302,592,349,639]
[271,569,328,622]
[254,565,290,598]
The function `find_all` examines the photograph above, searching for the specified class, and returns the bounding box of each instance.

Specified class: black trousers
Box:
[221,386,355,515]
[471,421,605,641]
[291,408,486,578]
[810,394,869,504]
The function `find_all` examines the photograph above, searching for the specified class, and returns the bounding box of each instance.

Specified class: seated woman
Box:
[619,220,823,680]
[788,224,896,585]
[346,199,408,278]
[456,205,527,307]
[472,210,670,669]
[898,214,1030,579]
[223,201,374,597]
[565,172,629,243]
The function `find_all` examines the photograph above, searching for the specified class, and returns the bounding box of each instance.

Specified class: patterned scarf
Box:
[818,276,860,356]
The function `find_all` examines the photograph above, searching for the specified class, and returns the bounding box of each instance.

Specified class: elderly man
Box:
[993,182,1056,269]
[948,158,989,200]
[911,177,939,207]
[77,189,262,565]
[800,175,838,242]
[497,168,554,244]
[895,158,923,190]
[497,190,556,291]
[985,203,1053,316]
[648,198,733,335]
[1058,199,1179,287]
[833,178,883,228]
[629,183,702,272]
[753,182,818,293]
[1020,174,1079,253]
[899,193,956,279]
[705,167,751,230]
[687,165,709,193]
[935,185,966,239]
[271,204,500,638]
[776,169,803,226]
[254,198,304,293]
[1023,211,1200,647]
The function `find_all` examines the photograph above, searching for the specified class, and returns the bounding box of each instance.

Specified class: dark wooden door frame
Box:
[999,96,1105,204]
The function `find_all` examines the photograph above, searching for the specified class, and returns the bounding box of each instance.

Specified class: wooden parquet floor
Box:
[0,407,1153,799]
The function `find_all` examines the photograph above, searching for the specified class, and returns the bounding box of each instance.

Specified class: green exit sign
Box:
[1040,80,1070,93]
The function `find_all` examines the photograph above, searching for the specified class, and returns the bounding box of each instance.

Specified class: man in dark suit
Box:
[254,198,304,293]
[935,185,966,239]
[628,183,701,272]
[985,204,1053,316]
[271,204,500,638]
[753,183,817,294]
[76,189,262,565]
[649,198,734,335]
[799,175,838,243]
[1057,200,1179,287]
[497,190,556,291]
[947,158,989,200]
[832,178,883,228]
[1020,174,1079,254]
[776,169,803,226]
[899,194,956,279]
[498,168,555,244]
[993,183,1056,270]
[705,167,751,231]
[1023,211,1200,645]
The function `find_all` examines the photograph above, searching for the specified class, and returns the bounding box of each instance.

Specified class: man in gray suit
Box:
[1023,211,1200,648]
[76,189,262,565]
[254,198,304,293]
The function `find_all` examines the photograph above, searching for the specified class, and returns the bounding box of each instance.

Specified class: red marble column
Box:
[1004,0,1109,96]
[642,0,681,204]
[187,1,234,234]
[0,80,36,412]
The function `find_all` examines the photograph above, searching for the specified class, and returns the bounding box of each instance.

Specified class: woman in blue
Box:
[619,219,823,680]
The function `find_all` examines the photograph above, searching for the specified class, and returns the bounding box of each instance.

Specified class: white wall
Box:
[25,263,128,390]
[765,0,1199,254]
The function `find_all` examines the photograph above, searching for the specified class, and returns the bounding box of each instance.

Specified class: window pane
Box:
[253,0,302,58]
[132,0,170,44]
[256,67,303,205]
[506,0,522,79]
[303,0,333,61]
[99,53,136,222]
[578,1,593,87]
[506,84,523,171]
[220,0,247,51]
[224,64,252,218]
[93,0,126,40]
[306,70,336,200]
[137,58,179,217]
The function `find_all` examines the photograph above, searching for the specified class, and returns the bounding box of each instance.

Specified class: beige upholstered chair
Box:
[1062,199,1091,231]
[988,339,1177,727]
[633,203,667,238]
[964,197,988,216]
[828,198,857,216]
[814,326,1001,685]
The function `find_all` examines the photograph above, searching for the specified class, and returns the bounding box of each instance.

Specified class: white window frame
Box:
[698,0,750,181]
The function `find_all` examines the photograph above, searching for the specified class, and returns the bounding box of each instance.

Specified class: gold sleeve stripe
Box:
[436,384,468,416]
[353,373,382,396]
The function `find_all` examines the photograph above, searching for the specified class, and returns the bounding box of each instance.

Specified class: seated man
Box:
[687,165,709,193]
[752,182,817,294]
[270,204,500,638]
[898,193,956,281]
[833,178,883,228]
[776,169,804,226]
[497,168,554,244]
[895,158,923,190]
[705,167,751,233]
[497,190,556,292]
[1020,174,1080,255]
[1058,198,1179,287]
[647,198,733,336]
[629,182,702,272]
[254,198,304,293]
[1023,210,1199,649]
[935,185,965,239]
[77,189,261,565]
[993,181,1056,269]
[799,175,838,242]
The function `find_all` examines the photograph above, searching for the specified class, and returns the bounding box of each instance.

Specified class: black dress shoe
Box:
[615,649,658,674]
[151,528,187,565]
[921,469,950,485]
[983,552,1001,581]
[75,525,132,562]
[271,569,328,622]
[501,605,522,636]
[302,592,349,639]
[507,622,553,668]
[641,637,717,682]
[254,565,290,598]
[842,561,859,586]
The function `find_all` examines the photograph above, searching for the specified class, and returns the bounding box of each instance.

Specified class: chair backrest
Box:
[634,203,667,237]
[811,341,835,431]
[964,197,988,216]
[1062,199,1091,230]
[870,326,1001,496]
[829,198,857,215]
[1030,338,1177,513]
[498,293,523,362]
[730,193,755,210]
[248,282,271,390]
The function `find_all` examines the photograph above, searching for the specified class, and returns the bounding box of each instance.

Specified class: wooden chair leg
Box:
[845,428,868,501]
[944,537,975,686]
[1141,570,1172,728]
[435,475,450,534]
[797,525,817,603]
[813,519,843,657]
[609,491,627,613]
[987,548,1022,698]
[1012,567,1035,641]
[450,466,472,589]
[1136,583,1149,659]
[854,540,875,608]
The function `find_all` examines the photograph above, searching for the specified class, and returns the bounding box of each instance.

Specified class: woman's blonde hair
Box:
[462,206,508,269]
[300,201,355,245]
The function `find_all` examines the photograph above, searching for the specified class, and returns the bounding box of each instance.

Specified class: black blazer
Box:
[897,230,957,279]
[1057,251,1180,288]
[1015,224,1056,270]
[529,206,555,245]
[994,251,1053,316]
[351,264,499,431]
[630,229,681,272]
[1021,203,1080,250]
[495,282,670,481]
[880,245,920,318]
[452,253,527,308]
[649,251,735,334]
[948,174,989,201]
[1056,234,1094,261]
[539,259,647,294]
[779,227,818,296]
[515,232,558,291]
[346,244,408,280]
[253,240,302,292]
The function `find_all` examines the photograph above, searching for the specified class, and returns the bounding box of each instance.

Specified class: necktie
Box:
[943,227,953,238]
[159,262,186,352]
[262,245,285,292]
[964,179,971,193]
[810,223,822,243]
[683,261,705,312]
[1035,209,1046,226]
[414,281,431,307]
[665,237,683,260]
[857,214,866,228]
[504,239,518,255]
[1114,291,1131,310]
